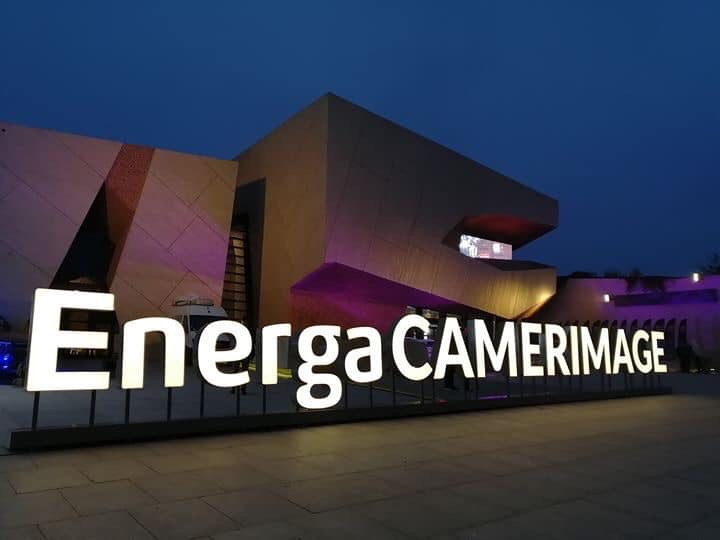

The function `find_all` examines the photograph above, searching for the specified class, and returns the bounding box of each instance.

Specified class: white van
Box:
[169,297,232,362]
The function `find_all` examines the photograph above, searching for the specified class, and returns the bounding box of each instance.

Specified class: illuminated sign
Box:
[25,289,667,409]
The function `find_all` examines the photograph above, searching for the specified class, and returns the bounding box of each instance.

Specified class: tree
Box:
[568,270,597,278]
[624,268,643,292]
[625,268,666,292]
[699,253,720,275]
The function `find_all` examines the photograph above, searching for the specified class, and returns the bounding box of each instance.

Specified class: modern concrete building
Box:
[0,94,558,337]
[531,275,720,369]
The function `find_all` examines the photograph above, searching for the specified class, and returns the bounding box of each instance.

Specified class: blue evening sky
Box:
[1,1,718,276]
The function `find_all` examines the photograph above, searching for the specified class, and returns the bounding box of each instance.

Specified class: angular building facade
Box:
[0,124,237,331]
[0,94,558,334]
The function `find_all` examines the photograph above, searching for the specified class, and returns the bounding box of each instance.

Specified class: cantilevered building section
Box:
[0,93,557,333]
[234,94,558,330]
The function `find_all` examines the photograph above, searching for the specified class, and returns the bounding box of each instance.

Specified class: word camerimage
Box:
[26,289,668,409]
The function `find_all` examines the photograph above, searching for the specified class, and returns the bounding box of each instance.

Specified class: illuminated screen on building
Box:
[458,234,512,260]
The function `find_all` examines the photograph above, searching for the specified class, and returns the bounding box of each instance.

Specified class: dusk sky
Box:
[1,1,717,276]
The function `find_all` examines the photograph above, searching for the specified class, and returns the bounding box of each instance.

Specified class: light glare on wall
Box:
[602,294,611,303]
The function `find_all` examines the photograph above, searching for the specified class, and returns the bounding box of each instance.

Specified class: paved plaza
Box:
[0,389,719,539]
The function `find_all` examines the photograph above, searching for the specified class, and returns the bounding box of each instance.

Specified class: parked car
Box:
[168,297,232,363]
[0,324,27,384]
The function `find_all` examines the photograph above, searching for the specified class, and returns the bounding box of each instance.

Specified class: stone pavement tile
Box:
[31,450,100,469]
[663,440,720,467]
[288,451,378,476]
[0,491,76,529]
[419,435,512,457]
[60,479,156,515]
[505,468,599,498]
[0,454,36,474]
[447,451,550,476]
[203,488,308,526]
[6,466,89,493]
[89,443,159,461]
[191,448,248,468]
[563,455,647,483]
[355,489,512,538]
[131,470,225,502]
[350,442,446,469]
[143,439,214,454]
[513,440,600,464]
[290,507,410,540]
[528,499,669,539]
[191,463,275,491]
[130,499,237,540]
[0,476,16,497]
[452,514,556,540]
[616,451,697,478]
[644,475,720,500]
[212,508,408,540]
[237,438,327,461]
[658,514,720,540]
[249,457,329,482]
[452,498,668,540]
[138,452,213,474]
[365,460,489,491]
[211,520,308,539]
[191,433,248,450]
[270,472,412,513]
[448,473,575,513]
[584,480,714,526]
[78,458,154,482]
[40,510,154,539]
[0,525,45,539]
[671,460,720,486]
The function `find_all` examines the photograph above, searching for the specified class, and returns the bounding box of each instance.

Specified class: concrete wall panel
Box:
[0,123,108,222]
[110,148,236,323]
[0,162,20,200]
[149,149,217,206]
[159,271,221,316]
[234,98,328,325]
[190,176,234,241]
[0,239,52,329]
[54,131,122,180]
[110,275,164,324]
[0,176,80,277]
[203,157,239,191]
[113,224,188,308]
[168,217,227,297]
[132,173,196,249]
[0,124,121,328]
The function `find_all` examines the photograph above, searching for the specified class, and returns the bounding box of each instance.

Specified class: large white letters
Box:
[196,320,252,387]
[26,289,113,392]
[520,322,544,377]
[24,289,670,405]
[471,320,517,377]
[345,326,383,383]
[650,331,667,374]
[544,324,570,376]
[122,318,185,389]
[433,318,474,380]
[259,323,291,385]
[296,325,342,409]
[611,329,634,374]
[632,330,653,374]
[580,327,611,374]
[391,314,433,381]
